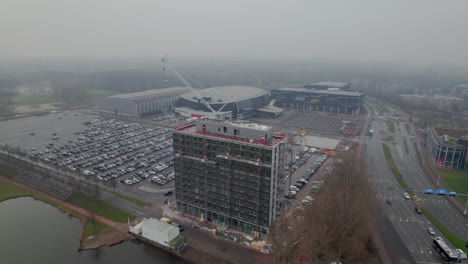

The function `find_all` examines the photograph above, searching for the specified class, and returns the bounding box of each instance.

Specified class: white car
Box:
[427,227,435,235]
[290,186,299,192]
[403,192,410,200]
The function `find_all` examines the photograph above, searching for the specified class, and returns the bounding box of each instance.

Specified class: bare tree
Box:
[270,152,379,264]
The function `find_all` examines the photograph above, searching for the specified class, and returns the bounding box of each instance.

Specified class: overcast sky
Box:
[1,0,467,68]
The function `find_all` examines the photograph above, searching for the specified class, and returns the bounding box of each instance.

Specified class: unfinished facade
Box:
[173,119,287,234]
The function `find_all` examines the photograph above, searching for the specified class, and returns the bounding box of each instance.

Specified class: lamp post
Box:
[464,199,468,215]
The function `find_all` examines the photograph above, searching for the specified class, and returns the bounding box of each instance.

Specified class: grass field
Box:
[437,168,468,203]
[13,89,114,106]
[83,220,109,238]
[0,165,110,239]
[0,161,18,178]
[420,206,467,254]
[387,121,395,133]
[98,187,146,206]
[70,192,134,223]
[382,143,409,189]
[13,94,58,105]
[0,180,32,202]
[0,178,83,216]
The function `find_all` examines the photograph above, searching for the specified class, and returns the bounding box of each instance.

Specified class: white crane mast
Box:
[162,57,218,114]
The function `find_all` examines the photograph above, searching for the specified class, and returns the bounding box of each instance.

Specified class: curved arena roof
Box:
[180,86,268,103]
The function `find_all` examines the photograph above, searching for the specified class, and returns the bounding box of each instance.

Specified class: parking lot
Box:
[255,111,365,136]
[281,148,334,212]
[0,110,177,203]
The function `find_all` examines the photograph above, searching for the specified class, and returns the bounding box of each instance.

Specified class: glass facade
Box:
[427,129,467,169]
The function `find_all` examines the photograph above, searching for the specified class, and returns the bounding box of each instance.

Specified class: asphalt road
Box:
[366,99,468,263]
[388,117,468,242]
[366,119,443,263]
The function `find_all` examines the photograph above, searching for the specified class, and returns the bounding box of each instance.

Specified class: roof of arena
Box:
[180,86,268,103]
[275,87,363,96]
[110,87,191,102]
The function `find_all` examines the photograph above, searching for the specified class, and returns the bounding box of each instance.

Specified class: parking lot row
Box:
[27,117,176,187]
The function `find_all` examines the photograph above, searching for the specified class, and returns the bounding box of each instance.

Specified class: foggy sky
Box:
[1,0,467,68]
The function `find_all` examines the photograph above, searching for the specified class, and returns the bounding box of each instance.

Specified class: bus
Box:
[433,236,467,263]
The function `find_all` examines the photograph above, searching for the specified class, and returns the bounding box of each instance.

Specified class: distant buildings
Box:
[304,81,351,90]
[453,84,468,95]
[173,119,287,234]
[426,127,468,169]
[96,87,191,117]
[399,95,464,112]
[271,82,364,115]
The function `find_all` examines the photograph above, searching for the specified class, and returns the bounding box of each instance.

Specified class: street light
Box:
[464,199,468,215]
[436,170,441,188]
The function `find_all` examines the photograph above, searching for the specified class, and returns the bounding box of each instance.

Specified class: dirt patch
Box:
[13,103,59,114]
[81,226,133,250]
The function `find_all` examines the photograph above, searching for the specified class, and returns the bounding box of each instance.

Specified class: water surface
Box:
[0,197,186,264]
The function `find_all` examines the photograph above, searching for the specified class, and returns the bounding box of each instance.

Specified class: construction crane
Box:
[161,56,219,114]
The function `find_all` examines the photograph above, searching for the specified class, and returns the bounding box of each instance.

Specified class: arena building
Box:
[176,86,282,120]
[96,87,190,117]
[271,87,364,115]
[304,81,351,90]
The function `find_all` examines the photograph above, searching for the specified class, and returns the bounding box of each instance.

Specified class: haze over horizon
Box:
[1,0,468,70]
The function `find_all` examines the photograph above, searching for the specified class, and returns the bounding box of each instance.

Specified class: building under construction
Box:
[173,119,287,234]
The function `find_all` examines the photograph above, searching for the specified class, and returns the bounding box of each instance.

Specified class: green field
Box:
[98,187,146,206]
[0,161,18,178]
[83,220,109,238]
[69,192,134,223]
[13,94,58,105]
[13,89,114,106]
[0,180,32,202]
[382,143,409,189]
[437,168,468,203]
[0,178,82,216]
[387,121,395,133]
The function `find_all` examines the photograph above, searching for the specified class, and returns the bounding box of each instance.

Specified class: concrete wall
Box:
[195,120,273,142]
[96,97,138,116]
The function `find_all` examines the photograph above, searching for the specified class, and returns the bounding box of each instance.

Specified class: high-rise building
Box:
[173,119,287,234]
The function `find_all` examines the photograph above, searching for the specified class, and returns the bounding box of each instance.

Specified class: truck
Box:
[369,129,374,136]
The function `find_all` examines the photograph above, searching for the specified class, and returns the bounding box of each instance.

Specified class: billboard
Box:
[437,158,444,167]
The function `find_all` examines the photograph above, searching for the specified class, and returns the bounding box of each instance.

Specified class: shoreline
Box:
[0,177,132,251]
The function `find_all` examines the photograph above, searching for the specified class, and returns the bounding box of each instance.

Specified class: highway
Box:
[389,116,468,241]
[366,100,468,263]
[367,120,442,263]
